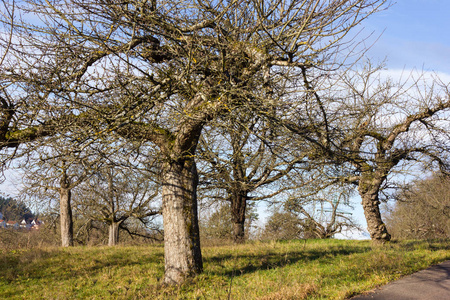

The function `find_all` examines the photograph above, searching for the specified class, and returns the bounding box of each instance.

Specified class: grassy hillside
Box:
[1,239,449,299]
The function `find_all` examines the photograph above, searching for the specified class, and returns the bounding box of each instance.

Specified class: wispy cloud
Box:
[377,68,450,86]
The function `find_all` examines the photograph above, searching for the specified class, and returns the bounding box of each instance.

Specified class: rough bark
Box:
[359,177,391,243]
[231,191,247,243]
[108,222,120,246]
[232,222,245,243]
[59,175,74,247]
[162,157,202,284]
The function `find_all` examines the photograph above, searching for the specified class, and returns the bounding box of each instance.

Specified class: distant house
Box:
[20,219,27,228]
[0,218,43,230]
[31,219,43,230]
[6,221,19,229]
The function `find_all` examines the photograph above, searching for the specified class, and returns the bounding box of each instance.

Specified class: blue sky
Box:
[363,0,450,73]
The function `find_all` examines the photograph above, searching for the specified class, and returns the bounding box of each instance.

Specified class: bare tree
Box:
[284,63,450,243]
[336,69,449,243]
[19,144,102,246]
[198,115,304,243]
[285,180,360,239]
[17,131,116,247]
[74,164,160,246]
[1,0,387,283]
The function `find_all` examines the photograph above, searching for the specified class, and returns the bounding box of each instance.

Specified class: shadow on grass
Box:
[0,249,61,282]
[204,241,372,278]
[0,246,165,284]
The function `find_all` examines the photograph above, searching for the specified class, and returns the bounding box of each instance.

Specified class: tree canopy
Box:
[5,0,450,285]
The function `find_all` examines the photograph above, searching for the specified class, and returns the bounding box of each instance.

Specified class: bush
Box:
[386,173,450,239]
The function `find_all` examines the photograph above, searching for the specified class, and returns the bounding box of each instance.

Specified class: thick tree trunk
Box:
[232,222,245,243]
[108,222,120,246]
[231,191,247,243]
[359,177,391,243]
[162,158,202,284]
[59,179,74,247]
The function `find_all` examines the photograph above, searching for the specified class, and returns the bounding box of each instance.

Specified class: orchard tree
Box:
[74,164,160,246]
[1,0,387,283]
[198,114,304,243]
[21,159,82,247]
[283,63,450,243]
[18,136,109,247]
[334,68,450,243]
[284,180,360,239]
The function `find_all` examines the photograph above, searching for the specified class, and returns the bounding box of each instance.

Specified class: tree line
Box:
[0,196,34,222]
[0,0,449,285]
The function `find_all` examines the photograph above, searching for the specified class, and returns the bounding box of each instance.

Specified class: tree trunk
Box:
[162,158,202,284]
[231,191,247,243]
[59,177,73,247]
[359,177,391,243]
[108,222,120,246]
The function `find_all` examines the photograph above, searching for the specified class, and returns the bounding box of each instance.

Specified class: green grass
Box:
[0,239,449,299]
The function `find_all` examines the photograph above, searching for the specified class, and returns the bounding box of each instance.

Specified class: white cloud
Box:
[377,68,450,86]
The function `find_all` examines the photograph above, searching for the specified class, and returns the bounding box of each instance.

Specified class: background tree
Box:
[284,181,360,239]
[386,173,450,239]
[18,137,107,247]
[200,201,258,242]
[198,114,304,243]
[74,164,160,246]
[262,209,304,240]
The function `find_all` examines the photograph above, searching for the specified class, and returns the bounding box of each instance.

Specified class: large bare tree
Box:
[335,68,450,243]
[1,0,387,283]
[283,64,450,243]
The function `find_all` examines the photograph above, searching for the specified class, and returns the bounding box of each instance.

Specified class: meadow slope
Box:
[1,239,449,299]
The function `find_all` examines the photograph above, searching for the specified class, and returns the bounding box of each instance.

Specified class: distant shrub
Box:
[0,225,59,250]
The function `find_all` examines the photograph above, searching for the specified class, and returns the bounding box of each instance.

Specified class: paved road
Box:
[350,260,450,300]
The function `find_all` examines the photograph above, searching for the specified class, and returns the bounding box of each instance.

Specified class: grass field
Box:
[0,239,449,299]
